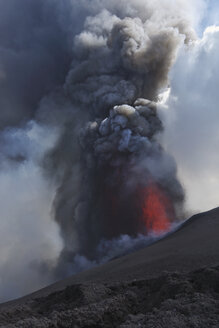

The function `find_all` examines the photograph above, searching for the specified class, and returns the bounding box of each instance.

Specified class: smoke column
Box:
[42,1,194,274]
[0,0,211,300]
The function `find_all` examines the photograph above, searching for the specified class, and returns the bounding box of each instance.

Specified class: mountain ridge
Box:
[1,207,219,327]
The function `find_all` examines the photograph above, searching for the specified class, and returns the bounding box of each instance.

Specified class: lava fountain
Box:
[141,182,175,234]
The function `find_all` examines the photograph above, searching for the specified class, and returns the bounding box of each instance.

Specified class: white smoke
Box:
[0,123,63,302]
[161,25,219,213]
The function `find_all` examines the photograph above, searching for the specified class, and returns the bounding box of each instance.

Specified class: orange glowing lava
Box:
[142,183,173,234]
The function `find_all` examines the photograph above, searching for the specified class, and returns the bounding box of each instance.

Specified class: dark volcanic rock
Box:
[1,208,219,327]
[0,266,219,327]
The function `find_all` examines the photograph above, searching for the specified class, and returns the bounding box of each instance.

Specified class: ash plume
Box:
[0,0,208,300]
[43,2,191,275]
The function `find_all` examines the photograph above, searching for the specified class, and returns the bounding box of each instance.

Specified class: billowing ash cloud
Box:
[44,3,193,275]
[63,100,184,261]
[0,0,209,300]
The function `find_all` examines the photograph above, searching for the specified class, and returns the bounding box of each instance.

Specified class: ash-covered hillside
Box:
[1,207,219,328]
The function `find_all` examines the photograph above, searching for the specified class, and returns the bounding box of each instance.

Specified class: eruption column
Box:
[45,3,192,274]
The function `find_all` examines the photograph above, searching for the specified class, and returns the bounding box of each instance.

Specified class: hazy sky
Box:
[161,2,219,213]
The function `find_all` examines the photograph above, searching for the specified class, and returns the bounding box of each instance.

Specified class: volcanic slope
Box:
[1,207,219,327]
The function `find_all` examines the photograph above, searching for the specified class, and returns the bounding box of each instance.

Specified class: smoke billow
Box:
[0,0,210,300]
[45,3,192,275]
[161,24,219,213]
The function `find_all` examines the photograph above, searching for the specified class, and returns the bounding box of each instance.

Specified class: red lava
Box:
[142,183,172,234]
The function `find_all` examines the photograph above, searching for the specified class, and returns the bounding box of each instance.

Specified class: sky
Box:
[160,1,219,213]
[202,0,219,29]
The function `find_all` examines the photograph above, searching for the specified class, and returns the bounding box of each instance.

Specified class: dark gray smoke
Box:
[0,0,86,129]
[40,3,193,276]
[0,0,202,299]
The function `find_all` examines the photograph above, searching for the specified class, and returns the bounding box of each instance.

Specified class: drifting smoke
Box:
[161,24,219,213]
[0,0,212,300]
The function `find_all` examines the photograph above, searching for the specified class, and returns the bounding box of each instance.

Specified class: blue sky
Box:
[201,0,219,31]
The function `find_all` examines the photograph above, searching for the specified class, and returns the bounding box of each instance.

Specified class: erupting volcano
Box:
[55,96,185,274]
[0,0,218,308]
[45,2,188,276]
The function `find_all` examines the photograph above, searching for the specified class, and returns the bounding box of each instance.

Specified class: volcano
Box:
[1,207,219,327]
